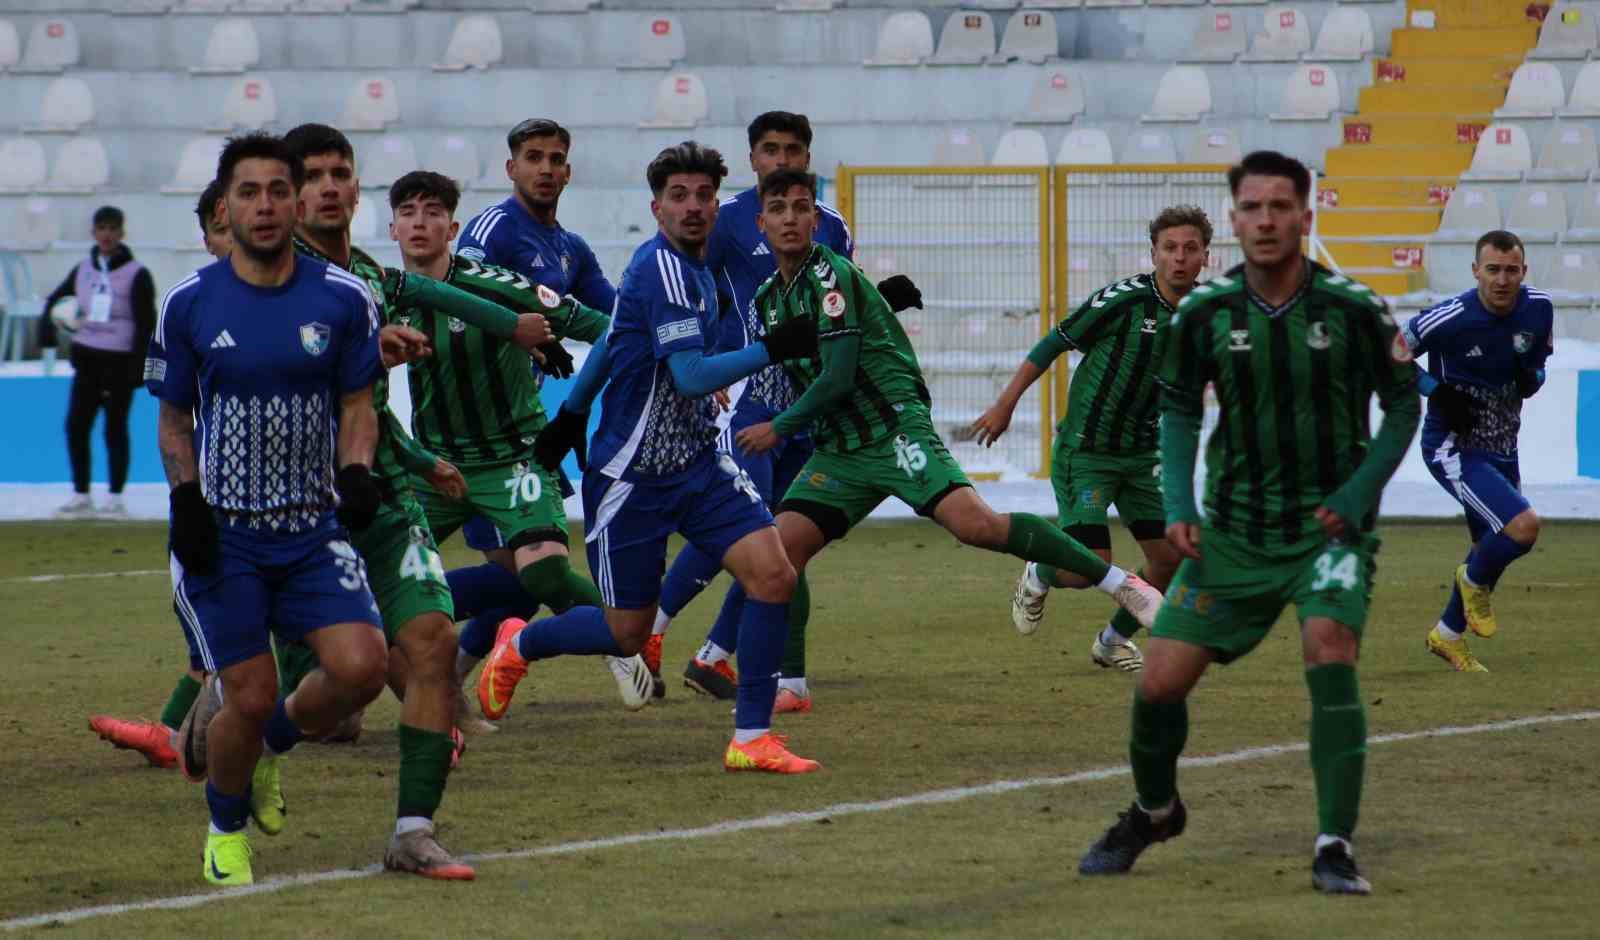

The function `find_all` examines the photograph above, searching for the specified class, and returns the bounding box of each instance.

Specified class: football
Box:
[48,296,81,345]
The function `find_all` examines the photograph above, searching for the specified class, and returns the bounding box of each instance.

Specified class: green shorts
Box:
[1051,439,1163,532]
[353,485,455,641]
[415,458,568,550]
[779,414,971,540]
[1151,528,1378,664]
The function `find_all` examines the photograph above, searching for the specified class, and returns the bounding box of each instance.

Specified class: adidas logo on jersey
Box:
[752,243,771,256]
[529,255,545,269]
[1466,345,1484,357]
[210,330,237,349]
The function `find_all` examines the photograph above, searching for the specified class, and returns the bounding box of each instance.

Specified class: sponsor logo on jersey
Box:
[448,317,466,334]
[528,254,545,269]
[1513,331,1534,354]
[300,322,330,356]
[753,243,771,256]
[1142,317,1158,334]
[144,356,166,382]
[1228,329,1251,351]
[459,247,485,262]
[812,258,838,289]
[822,290,846,319]
[1390,331,1413,363]
[656,318,701,344]
[537,284,561,308]
[1466,345,1484,358]
[1306,321,1331,350]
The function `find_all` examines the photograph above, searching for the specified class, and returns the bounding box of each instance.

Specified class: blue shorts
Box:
[1422,431,1528,542]
[583,453,775,610]
[170,518,382,673]
[462,514,505,552]
[720,407,813,507]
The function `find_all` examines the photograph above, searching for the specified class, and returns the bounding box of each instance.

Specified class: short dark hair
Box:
[507,118,571,156]
[92,205,123,228]
[1227,150,1312,205]
[1149,205,1213,246]
[216,132,304,191]
[758,168,818,203]
[195,180,224,235]
[283,122,354,165]
[646,141,728,195]
[747,111,813,149]
[388,170,461,213]
[1475,229,1526,262]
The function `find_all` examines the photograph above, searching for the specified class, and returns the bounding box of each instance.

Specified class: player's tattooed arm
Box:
[337,385,379,470]
[157,401,198,488]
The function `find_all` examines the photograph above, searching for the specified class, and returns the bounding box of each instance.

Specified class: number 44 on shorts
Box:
[1311,547,1360,592]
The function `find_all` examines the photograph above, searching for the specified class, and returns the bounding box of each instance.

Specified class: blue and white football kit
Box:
[146,256,383,672]
[457,196,616,313]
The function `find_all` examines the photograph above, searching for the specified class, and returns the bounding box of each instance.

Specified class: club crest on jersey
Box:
[1306,321,1331,350]
[448,317,466,333]
[1513,331,1534,354]
[1142,317,1158,334]
[537,284,561,308]
[1390,331,1413,363]
[300,322,330,356]
[396,315,411,327]
[822,291,846,319]
[1228,329,1251,351]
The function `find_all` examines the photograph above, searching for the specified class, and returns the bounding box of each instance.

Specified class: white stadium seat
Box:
[426,135,480,188]
[362,134,418,189]
[1559,60,1600,116]
[930,10,995,64]
[1180,10,1246,63]
[1308,7,1373,61]
[164,137,227,194]
[1185,126,1243,163]
[639,72,708,128]
[990,128,1048,165]
[1244,6,1311,61]
[866,12,934,66]
[1123,129,1179,164]
[0,19,20,70]
[341,76,400,131]
[1432,186,1501,242]
[434,15,503,71]
[1055,127,1114,165]
[1462,124,1533,180]
[1270,64,1340,120]
[43,136,109,192]
[13,196,61,247]
[620,14,685,69]
[1142,66,1211,121]
[1018,68,1085,123]
[1530,3,1596,60]
[995,9,1058,64]
[19,18,78,72]
[1505,185,1568,242]
[1531,124,1598,180]
[1541,247,1600,300]
[1567,186,1600,239]
[27,77,94,133]
[218,75,277,130]
[1495,62,1564,118]
[933,127,985,164]
[193,19,261,74]
[0,138,47,192]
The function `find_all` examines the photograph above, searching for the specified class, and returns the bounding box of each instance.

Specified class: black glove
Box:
[534,406,588,473]
[334,464,381,531]
[1431,383,1477,436]
[876,274,923,313]
[535,341,576,379]
[169,481,219,576]
[1516,367,1544,400]
[759,315,818,362]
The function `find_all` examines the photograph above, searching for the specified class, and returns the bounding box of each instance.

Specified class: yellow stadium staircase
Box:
[1317,0,1543,295]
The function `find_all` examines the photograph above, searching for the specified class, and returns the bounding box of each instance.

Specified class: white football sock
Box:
[733,727,768,745]
[1098,625,1125,647]
[396,816,431,837]
[652,609,672,637]
[1315,833,1352,856]
[1139,798,1176,824]
[778,677,808,697]
[1024,563,1050,595]
[1095,566,1128,595]
[697,640,731,665]
[1434,620,1464,642]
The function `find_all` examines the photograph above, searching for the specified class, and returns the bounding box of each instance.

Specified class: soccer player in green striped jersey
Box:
[1078,151,1421,896]
[974,207,1212,672]
[733,170,1166,651]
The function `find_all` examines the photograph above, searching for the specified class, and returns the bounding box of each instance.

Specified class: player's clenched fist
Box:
[169,481,219,576]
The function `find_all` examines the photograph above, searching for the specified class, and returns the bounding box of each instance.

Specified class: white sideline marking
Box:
[0,569,164,585]
[5,710,1596,931]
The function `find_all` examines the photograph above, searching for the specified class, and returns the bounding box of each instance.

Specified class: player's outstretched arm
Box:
[385,268,553,352]
[665,316,816,398]
[974,330,1070,446]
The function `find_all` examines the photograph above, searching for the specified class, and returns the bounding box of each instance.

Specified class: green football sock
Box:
[159,674,203,730]
[1004,513,1112,583]
[518,555,603,614]
[396,723,454,821]
[779,572,809,678]
[1306,663,1366,839]
[1130,689,1188,811]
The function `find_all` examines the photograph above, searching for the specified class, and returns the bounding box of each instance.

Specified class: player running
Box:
[88,180,231,770]
[483,142,825,772]
[974,206,1210,672]
[1076,151,1420,896]
[147,133,390,886]
[1404,230,1552,672]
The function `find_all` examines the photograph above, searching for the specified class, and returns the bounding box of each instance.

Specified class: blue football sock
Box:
[206,781,252,833]
[1440,550,1471,632]
[515,606,623,660]
[733,598,788,731]
[262,697,303,756]
[1465,531,1532,590]
[459,605,524,659]
[446,563,531,621]
[705,581,745,658]
[659,544,723,618]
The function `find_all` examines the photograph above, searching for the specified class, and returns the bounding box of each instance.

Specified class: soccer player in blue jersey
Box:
[1404,230,1553,672]
[146,134,389,886]
[479,141,825,772]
